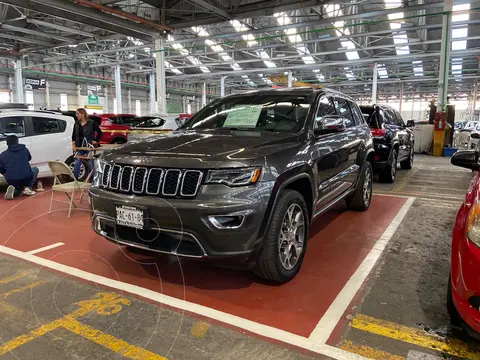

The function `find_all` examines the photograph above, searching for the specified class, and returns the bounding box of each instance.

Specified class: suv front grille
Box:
[101,164,203,198]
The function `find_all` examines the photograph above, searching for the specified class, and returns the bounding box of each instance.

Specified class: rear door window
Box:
[348,101,364,126]
[32,117,62,135]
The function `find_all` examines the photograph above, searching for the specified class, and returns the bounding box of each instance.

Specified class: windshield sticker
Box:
[223,105,263,128]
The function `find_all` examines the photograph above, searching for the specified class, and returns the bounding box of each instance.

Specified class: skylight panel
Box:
[452,40,467,50]
[377,65,388,79]
[452,27,468,38]
[452,4,470,22]
[324,5,361,62]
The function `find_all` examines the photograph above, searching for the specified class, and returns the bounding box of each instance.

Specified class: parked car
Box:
[89,88,375,283]
[0,109,76,184]
[128,116,178,142]
[89,113,141,145]
[448,149,480,339]
[360,104,415,183]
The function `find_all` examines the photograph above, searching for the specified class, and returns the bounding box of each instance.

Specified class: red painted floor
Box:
[0,190,406,337]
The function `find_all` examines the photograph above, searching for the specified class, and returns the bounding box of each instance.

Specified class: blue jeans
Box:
[74,151,93,179]
[8,166,39,196]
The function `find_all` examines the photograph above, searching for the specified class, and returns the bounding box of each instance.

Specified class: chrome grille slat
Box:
[100,165,202,198]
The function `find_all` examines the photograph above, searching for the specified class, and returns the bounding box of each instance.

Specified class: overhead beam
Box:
[0,32,54,46]
[0,0,159,41]
[1,23,73,42]
[26,19,94,38]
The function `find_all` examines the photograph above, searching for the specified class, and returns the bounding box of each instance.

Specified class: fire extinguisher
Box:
[434,112,446,131]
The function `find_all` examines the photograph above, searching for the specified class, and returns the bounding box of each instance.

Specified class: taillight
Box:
[371,129,387,137]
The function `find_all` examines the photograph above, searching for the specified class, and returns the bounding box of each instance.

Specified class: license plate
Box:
[116,205,144,229]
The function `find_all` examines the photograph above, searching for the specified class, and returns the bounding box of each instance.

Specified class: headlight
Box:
[92,158,106,187]
[467,203,480,247]
[205,167,262,186]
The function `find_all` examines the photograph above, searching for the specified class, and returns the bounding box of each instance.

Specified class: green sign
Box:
[88,94,99,105]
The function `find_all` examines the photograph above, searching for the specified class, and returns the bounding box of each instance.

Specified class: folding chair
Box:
[48,161,92,218]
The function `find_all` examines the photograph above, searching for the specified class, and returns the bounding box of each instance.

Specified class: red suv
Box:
[90,113,141,144]
[449,150,480,339]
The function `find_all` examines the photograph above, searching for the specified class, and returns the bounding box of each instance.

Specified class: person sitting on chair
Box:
[71,108,103,180]
[0,135,40,200]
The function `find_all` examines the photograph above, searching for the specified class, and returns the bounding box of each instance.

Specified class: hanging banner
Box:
[81,84,102,96]
[24,77,46,90]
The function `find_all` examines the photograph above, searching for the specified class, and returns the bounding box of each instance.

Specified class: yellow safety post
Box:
[433,129,445,156]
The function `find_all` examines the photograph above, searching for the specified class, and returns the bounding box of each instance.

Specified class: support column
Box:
[399,82,404,114]
[127,89,132,114]
[202,83,207,107]
[76,84,81,108]
[372,62,378,104]
[14,59,24,104]
[155,38,167,116]
[149,73,156,114]
[220,76,226,98]
[8,76,14,103]
[182,95,186,113]
[45,80,51,109]
[103,87,109,113]
[437,0,453,112]
[434,0,453,156]
[115,64,122,114]
[287,69,293,88]
[474,79,478,119]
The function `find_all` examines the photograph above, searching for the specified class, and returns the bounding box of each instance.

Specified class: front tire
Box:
[253,190,309,283]
[65,156,87,182]
[346,161,373,212]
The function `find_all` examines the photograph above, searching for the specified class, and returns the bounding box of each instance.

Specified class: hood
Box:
[103,130,302,169]
[7,143,26,152]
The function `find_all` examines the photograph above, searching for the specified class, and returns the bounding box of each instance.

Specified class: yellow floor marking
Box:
[0,321,61,355]
[0,281,45,298]
[340,340,405,360]
[60,318,167,360]
[392,169,416,192]
[0,292,168,359]
[191,322,210,338]
[351,314,480,359]
[0,271,32,285]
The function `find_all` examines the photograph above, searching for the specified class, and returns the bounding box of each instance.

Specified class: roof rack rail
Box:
[0,109,58,115]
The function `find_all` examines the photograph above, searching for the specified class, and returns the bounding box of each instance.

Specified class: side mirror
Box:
[451,150,480,171]
[406,120,415,128]
[315,116,346,134]
[471,132,480,139]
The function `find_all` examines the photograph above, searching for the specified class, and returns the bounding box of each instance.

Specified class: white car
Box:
[128,115,178,142]
[0,109,80,185]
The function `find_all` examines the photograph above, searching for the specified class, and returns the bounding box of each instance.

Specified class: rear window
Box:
[360,106,383,129]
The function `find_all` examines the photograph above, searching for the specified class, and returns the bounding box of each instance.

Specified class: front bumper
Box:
[451,219,480,334]
[89,181,275,264]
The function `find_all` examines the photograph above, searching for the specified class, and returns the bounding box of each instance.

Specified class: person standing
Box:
[71,108,102,180]
[0,135,40,199]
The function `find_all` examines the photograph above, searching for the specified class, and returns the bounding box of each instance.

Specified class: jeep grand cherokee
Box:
[89,88,375,283]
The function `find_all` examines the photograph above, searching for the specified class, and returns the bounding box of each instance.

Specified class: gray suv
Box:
[90,88,375,283]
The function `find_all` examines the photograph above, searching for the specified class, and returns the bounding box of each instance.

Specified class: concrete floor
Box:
[0,154,477,360]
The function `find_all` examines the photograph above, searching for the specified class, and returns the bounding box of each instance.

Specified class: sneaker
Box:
[22,187,36,196]
[4,185,14,200]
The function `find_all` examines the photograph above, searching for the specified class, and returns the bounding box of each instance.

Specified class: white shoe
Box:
[22,187,36,196]
[4,185,14,200]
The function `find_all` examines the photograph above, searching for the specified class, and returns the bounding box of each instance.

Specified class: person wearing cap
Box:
[0,135,41,199]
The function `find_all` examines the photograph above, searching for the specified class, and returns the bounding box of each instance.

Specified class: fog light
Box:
[208,214,246,229]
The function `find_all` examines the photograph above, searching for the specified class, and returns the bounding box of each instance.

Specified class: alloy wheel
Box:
[410,149,414,167]
[69,161,85,179]
[391,151,397,180]
[363,166,372,207]
[278,203,305,270]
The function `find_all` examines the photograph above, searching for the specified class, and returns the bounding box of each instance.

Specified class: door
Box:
[312,96,351,211]
[30,116,69,175]
[0,115,32,183]
[392,109,410,162]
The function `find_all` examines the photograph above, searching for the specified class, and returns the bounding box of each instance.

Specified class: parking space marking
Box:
[191,322,210,338]
[340,340,405,360]
[1,280,46,298]
[0,291,168,359]
[26,242,65,255]
[351,314,480,359]
[0,271,32,285]
[309,197,415,344]
[61,318,167,360]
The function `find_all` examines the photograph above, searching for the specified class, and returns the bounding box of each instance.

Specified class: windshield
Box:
[465,121,478,130]
[182,94,313,133]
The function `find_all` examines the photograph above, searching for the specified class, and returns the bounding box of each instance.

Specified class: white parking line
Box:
[26,242,65,255]
[308,197,415,344]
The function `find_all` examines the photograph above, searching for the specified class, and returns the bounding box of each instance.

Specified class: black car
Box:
[90,88,375,283]
[360,104,415,183]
